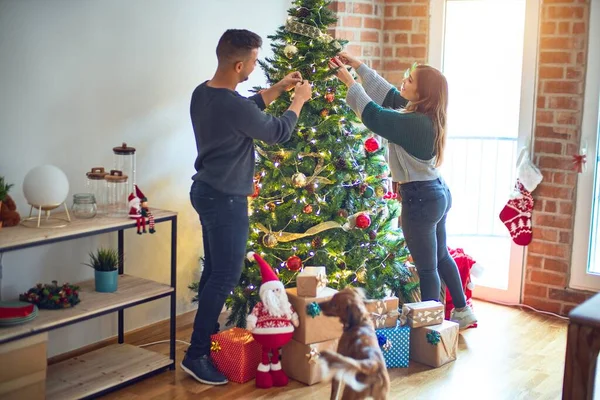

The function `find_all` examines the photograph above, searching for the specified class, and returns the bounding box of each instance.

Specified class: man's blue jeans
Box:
[187,181,249,358]
[399,178,466,309]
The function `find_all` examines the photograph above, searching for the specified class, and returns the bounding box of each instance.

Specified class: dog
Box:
[319,287,390,400]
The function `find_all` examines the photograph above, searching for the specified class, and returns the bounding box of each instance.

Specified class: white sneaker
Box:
[450,305,477,330]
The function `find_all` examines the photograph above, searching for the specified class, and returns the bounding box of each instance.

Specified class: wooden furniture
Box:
[0,208,177,399]
[563,292,600,400]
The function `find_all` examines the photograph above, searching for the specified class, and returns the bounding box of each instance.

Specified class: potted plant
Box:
[0,176,14,229]
[84,248,120,293]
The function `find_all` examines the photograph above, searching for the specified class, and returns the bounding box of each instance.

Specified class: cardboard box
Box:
[296,266,328,297]
[401,300,444,328]
[281,338,338,385]
[365,296,400,329]
[286,287,343,344]
[410,320,459,367]
[0,333,47,400]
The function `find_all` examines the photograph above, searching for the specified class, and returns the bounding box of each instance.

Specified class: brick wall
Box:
[524,0,595,315]
[330,0,429,84]
[330,0,595,315]
[381,0,429,86]
[329,1,385,71]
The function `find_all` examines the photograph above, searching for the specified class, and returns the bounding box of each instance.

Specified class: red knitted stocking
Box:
[499,180,534,246]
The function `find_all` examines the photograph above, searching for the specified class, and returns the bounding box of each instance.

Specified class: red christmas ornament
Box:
[303,204,313,214]
[364,137,380,153]
[251,174,261,198]
[251,182,260,198]
[324,92,335,103]
[286,255,303,271]
[355,213,371,229]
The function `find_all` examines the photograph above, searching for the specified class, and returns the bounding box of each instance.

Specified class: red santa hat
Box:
[247,252,284,297]
[135,185,147,201]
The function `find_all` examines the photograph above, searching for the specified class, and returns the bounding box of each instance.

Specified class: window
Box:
[429,0,539,302]
[571,0,600,291]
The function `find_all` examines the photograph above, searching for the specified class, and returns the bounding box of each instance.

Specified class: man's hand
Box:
[277,71,303,91]
[260,71,303,106]
[337,51,362,69]
[287,80,312,117]
[293,80,312,103]
[328,57,355,88]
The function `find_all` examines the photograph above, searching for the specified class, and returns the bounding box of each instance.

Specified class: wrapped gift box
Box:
[401,300,444,328]
[410,320,459,367]
[376,322,410,368]
[365,296,400,329]
[286,287,343,344]
[0,333,47,400]
[296,266,328,297]
[281,337,338,385]
[210,327,262,383]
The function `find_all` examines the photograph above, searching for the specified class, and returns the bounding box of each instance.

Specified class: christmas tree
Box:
[194,0,417,327]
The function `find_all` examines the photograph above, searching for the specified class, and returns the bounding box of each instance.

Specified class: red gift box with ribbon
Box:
[210,327,262,383]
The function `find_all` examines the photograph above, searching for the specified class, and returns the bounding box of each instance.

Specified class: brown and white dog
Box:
[319,287,390,400]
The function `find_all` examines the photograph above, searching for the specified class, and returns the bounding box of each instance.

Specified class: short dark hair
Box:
[216,29,262,64]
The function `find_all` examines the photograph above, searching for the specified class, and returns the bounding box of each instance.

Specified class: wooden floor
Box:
[98,300,570,400]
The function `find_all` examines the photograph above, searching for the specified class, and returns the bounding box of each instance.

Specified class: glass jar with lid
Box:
[105,170,129,217]
[86,167,107,215]
[72,193,97,219]
[113,143,136,197]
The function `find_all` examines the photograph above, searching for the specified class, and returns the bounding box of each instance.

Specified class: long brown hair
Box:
[404,65,448,167]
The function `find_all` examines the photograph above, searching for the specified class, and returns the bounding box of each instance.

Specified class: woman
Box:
[330,53,476,329]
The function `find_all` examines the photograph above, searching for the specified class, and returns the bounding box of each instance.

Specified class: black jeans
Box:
[399,178,466,309]
[187,181,250,358]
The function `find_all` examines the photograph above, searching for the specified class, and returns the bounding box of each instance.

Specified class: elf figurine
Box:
[246,252,299,389]
[128,185,155,234]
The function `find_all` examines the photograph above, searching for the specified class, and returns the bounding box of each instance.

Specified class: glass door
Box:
[429,0,540,302]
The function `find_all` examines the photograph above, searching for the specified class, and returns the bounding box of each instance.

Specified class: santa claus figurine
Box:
[246,252,299,389]
[128,185,155,235]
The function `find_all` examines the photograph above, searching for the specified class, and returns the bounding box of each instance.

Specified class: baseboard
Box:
[47,310,197,365]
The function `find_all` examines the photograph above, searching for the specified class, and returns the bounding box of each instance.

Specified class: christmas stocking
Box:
[499,180,534,246]
[499,150,543,246]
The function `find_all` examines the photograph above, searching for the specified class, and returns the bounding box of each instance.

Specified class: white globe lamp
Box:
[22,165,71,227]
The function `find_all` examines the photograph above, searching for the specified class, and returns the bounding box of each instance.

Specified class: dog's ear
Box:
[345,303,362,328]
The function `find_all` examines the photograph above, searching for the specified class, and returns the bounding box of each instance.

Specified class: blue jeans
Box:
[187,181,250,358]
[399,178,466,309]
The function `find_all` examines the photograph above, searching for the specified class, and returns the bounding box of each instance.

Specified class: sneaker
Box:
[450,305,478,330]
[180,354,228,385]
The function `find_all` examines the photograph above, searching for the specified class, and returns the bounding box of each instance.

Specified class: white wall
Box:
[0,0,291,357]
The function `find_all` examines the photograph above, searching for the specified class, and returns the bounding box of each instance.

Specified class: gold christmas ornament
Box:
[284,44,298,58]
[291,172,308,188]
[262,233,278,248]
[375,186,386,197]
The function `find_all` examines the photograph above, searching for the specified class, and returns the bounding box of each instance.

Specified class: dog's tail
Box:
[319,350,380,392]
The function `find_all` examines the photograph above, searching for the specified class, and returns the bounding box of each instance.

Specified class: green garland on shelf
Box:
[19,281,80,309]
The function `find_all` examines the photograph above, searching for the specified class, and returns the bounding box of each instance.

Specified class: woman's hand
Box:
[337,52,362,69]
[328,57,355,88]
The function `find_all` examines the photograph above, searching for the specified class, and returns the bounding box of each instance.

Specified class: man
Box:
[183,29,312,385]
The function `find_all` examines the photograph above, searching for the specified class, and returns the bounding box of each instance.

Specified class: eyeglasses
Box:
[403,62,420,79]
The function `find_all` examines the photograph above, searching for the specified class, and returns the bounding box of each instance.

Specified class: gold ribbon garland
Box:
[256,221,343,243]
[285,17,341,47]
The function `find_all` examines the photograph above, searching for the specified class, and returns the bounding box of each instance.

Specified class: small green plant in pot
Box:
[84,248,120,293]
[0,176,14,228]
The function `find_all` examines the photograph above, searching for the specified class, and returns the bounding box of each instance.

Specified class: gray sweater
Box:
[190,82,298,195]
[347,65,440,183]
